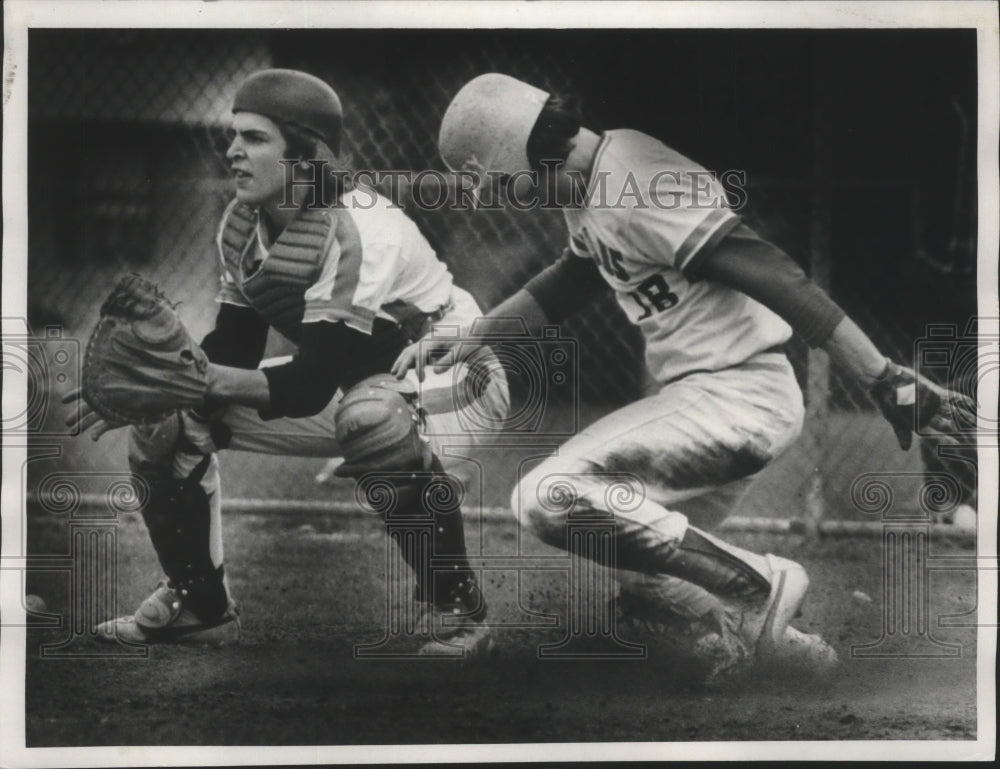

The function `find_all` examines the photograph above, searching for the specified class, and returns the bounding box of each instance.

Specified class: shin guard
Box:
[362,456,485,621]
[130,454,228,621]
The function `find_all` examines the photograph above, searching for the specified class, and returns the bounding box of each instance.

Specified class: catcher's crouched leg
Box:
[334,375,490,658]
[96,415,239,645]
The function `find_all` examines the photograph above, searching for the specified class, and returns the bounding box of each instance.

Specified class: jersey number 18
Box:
[630,274,679,320]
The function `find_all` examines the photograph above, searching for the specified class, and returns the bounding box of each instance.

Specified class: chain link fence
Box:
[20,29,978,519]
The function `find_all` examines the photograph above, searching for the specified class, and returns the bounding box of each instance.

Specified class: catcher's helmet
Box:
[439,73,549,182]
[233,69,343,156]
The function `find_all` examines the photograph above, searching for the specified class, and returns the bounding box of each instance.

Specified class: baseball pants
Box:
[512,350,804,607]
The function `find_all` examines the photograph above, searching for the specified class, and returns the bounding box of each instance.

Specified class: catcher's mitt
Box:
[82,274,209,425]
[871,358,977,450]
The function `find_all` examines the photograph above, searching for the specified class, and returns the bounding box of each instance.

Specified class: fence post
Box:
[802,43,833,534]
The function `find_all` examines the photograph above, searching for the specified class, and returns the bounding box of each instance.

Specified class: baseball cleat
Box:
[95,583,241,646]
[416,603,494,659]
[736,554,838,673]
[618,559,837,683]
[751,554,810,660]
[696,615,838,686]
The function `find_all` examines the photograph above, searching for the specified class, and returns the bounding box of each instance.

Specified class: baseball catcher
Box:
[65,69,509,655]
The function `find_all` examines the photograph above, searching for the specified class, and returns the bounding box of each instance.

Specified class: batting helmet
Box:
[438,73,549,180]
[233,69,343,156]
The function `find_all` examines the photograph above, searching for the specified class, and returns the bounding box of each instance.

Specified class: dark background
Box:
[29,28,978,383]
[24,28,981,507]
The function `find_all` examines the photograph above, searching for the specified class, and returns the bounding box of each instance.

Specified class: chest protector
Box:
[218,202,335,343]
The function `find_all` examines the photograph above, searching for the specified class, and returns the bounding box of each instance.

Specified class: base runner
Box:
[394,73,975,680]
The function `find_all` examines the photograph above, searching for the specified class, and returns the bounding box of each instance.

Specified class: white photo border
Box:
[2,1,997,765]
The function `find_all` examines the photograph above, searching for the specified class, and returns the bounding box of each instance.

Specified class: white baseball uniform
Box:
[515,130,804,597]
[213,187,508,458]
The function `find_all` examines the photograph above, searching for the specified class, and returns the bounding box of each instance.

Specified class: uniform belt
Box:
[425,302,452,324]
[396,299,455,343]
[660,344,790,387]
[417,299,455,334]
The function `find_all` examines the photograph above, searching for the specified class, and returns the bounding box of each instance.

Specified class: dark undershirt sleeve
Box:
[259,319,410,420]
[200,303,269,370]
[259,321,359,419]
[522,248,609,322]
[689,224,845,348]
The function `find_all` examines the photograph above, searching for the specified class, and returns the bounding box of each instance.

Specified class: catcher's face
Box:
[226,112,291,208]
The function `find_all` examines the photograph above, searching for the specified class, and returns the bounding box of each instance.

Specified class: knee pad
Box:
[334,375,432,478]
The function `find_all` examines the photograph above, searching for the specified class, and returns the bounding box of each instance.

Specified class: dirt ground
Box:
[23,507,979,748]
